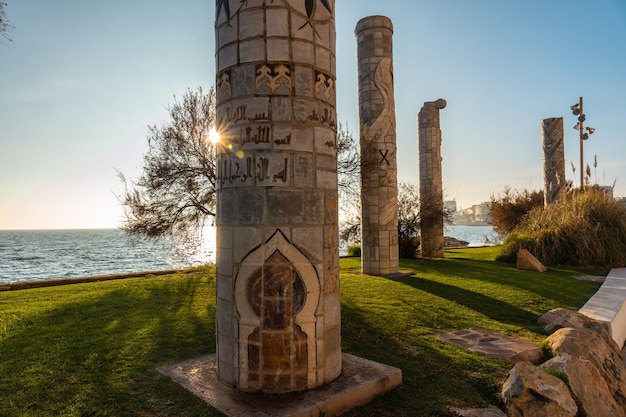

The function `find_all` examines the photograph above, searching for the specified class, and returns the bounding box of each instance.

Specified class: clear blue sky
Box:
[1,1,625,229]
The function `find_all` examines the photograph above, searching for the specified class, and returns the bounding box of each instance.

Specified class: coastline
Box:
[0,268,185,292]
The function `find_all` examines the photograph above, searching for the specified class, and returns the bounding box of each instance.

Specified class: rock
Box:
[444,236,470,248]
[449,405,506,417]
[501,361,578,417]
[537,308,571,327]
[542,353,626,417]
[516,249,546,272]
[538,308,612,340]
[548,327,626,413]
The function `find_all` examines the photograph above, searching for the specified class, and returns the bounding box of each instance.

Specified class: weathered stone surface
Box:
[516,249,546,272]
[215,0,342,394]
[542,353,626,417]
[449,406,506,417]
[542,117,566,206]
[538,308,611,340]
[501,361,577,417]
[537,307,570,327]
[418,100,446,258]
[158,353,402,417]
[548,327,626,413]
[436,328,544,365]
[356,15,399,276]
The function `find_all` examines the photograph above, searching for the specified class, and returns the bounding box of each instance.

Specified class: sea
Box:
[0,225,497,284]
[0,229,216,284]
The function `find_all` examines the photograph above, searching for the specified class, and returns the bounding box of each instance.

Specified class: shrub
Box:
[498,187,626,267]
[347,244,361,257]
[399,236,420,259]
[490,187,544,235]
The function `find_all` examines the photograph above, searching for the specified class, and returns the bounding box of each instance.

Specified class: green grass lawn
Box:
[0,247,603,416]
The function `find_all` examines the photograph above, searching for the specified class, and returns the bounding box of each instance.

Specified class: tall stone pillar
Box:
[214,0,341,394]
[542,117,566,206]
[418,99,446,258]
[355,16,399,276]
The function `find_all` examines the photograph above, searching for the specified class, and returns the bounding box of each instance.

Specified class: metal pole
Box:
[579,96,584,189]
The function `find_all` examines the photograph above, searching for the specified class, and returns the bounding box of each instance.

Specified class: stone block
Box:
[266,8,289,37]
[239,39,265,63]
[501,361,578,417]
[267,190,303,224]
[516,249,547,272]
[543,354,626,417]
[238,189,265,225]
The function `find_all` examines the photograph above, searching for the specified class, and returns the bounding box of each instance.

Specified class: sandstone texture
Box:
[499,307,626,416]
[516,249,546,272]
[542,353,625,417]
[501,361,577,417]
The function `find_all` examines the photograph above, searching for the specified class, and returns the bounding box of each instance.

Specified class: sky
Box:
[1,0,625,230]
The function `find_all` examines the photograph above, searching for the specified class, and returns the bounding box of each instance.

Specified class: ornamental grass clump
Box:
[498,187,626,268]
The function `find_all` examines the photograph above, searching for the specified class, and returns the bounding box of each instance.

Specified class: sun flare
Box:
[209,128,221,144]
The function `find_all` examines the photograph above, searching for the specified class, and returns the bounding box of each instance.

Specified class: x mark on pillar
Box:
[379,149,390,166]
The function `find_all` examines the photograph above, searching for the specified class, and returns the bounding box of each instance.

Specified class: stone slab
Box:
[386,270,414,278]
[157,353,402,417]
[435,327,544,364]
[449,405,506,417]
[579,267,626,348]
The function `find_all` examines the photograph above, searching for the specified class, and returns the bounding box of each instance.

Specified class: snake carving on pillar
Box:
[367,57,395,143]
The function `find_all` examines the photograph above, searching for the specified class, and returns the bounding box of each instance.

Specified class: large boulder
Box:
[542,353,626,417]
[538,308,611,341]
[501,361,577,417]
[547,326,626,412]
[516,249,546,272]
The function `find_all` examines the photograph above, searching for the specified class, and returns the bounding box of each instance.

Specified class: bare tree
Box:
[337,123,362,244]
[118,87,217,240]
[1,1,13,42]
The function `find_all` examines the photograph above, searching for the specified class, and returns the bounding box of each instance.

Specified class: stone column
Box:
[214,0,341,394]
[418,99,446,258]
[542,117,566,206]
[355,16,399,276]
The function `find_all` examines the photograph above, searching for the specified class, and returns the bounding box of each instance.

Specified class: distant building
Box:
[451,201,491,225]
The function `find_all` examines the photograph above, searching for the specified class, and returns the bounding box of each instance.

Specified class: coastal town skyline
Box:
[1,0,625,230]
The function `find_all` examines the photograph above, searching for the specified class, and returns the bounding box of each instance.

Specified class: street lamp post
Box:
[570,96,595,189]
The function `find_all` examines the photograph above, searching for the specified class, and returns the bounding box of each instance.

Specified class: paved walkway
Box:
[435,327,544,365]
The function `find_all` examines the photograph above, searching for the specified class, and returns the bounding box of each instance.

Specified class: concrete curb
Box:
[579,268,626,348]
[0,269,185,292]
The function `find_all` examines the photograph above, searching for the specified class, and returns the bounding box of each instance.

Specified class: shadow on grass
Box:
[389,274,540,329]
[0,274,221,417]
[340,303,506,417]
[399,257,601,311]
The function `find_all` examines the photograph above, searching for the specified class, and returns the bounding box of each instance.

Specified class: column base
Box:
[157,353,402,417]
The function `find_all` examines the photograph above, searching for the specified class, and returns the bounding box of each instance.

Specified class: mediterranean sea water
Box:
[0,229,215,284]
[444,224,500,247]
[0,225,496,284]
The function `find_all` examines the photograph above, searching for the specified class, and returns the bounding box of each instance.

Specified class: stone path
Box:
[435,327,544,365]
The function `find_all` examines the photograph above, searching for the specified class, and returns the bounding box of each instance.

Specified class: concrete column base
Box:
[157,353,402,417]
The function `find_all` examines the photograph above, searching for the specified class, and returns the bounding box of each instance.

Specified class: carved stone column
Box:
[214,0,340,394]
[418,99,446,258]
[355,15,399,276]
[542,117,566,206]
